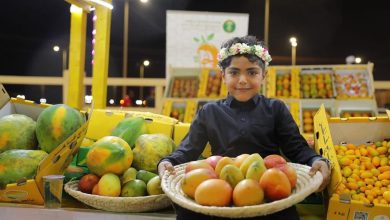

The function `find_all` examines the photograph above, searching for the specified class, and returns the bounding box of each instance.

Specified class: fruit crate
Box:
[162,99,197,123]
[168,76,199,98]
[333,68,374,99]
[267,67,299,98]
[0,84,89,205]
[300,68,335,99]
[198,68,224,98]
[339,110,375,118]
[314,105,390,219]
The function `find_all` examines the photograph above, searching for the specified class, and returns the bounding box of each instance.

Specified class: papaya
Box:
[111,117,148,149]
[132,134,175,172]
[86,136,133,176]
[0,149,48,188]
[36,104,85,153]
[0,114,37,153]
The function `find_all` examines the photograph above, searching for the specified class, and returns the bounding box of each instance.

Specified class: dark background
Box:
[1,0,389,103]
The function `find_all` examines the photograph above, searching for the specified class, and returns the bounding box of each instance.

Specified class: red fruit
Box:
[205,155,223,169]
[264,154,287,169]
[78,173,100,194]
[259,168,291,201]
[275,164,297,188]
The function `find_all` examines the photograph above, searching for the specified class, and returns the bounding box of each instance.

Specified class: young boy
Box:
[158,35,331,220]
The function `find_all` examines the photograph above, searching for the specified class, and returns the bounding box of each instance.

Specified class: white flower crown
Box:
[217,43,272,67]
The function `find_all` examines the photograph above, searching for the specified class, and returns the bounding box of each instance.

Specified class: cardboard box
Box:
[266,67,299,98]
[173,123,190,146]
[0,84,89,205]
[197,68,223,98]
[86,109,177,141]
[314,105,390,219]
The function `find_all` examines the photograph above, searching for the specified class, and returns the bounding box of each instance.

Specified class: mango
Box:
[121,179,147,197]
[136,170,158,184]
[240,153,264,176]
[96,173,121,197]
[121,167,137,185]
[215,157,235,176]
[246,160,267,181]
[146,176,164,195]
[219,164,244,188]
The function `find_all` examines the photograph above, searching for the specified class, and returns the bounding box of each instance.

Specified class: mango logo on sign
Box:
[193,34,218,68]
[223,20,236,33]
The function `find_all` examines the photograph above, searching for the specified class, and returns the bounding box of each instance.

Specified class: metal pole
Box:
[122,0,129,99]
[264,0,270,46]
[139,64,144,100]
[292,46,296,66]
[62,49,67,71]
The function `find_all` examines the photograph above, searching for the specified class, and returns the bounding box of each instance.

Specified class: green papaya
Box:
[0,149,48,188]
[0,114,37,153]
[111,117,148,149]
[132,133,175,172]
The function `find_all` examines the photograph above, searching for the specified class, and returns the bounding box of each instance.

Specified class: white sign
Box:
[166,10,249,76]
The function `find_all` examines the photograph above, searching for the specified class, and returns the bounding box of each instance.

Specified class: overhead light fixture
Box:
[53,46,60,52]
[289,37,297,47]
[70,4,83,14]
[355,57,362,64]
[89,0,113,10]
[140,0,149,3]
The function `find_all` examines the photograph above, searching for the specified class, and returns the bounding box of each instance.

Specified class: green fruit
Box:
[136,170,158,184]
[0,114,37,153]
[147,176,164,195]
[36,104,85,153]
[86,136,133,177]
[111,117,148,149]
[121,179,147,197]
[219,164,244,188]
[132,134,175,172]
[0,150,48,187]
[246,160,267,181]
[121,167,137,185]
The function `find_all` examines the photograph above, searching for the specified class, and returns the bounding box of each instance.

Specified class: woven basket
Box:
[64,181,172,212]
[161,162,323,218]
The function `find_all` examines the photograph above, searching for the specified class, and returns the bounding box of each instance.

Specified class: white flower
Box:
[217,42,272,65]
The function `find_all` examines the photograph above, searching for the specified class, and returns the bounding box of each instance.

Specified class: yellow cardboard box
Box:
[86,109,177,141]
[0,84,89,205]
[314,105,389,219]
[173,123,190,146]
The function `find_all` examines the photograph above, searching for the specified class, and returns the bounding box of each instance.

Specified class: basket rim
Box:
[64,180,172,212]
[161,162,323,218]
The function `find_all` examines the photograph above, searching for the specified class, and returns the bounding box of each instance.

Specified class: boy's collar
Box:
[225,94,261,107]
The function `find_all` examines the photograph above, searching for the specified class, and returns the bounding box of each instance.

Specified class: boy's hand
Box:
[309,159,331,192]
[158,161,176,179]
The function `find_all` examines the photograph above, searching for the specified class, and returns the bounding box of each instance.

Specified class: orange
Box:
[233,179,264,206]
[181,168,217,199]
[194,179,232,206]
[383,191,390,203]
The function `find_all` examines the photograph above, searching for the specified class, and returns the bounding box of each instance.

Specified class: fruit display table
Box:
[0,196,176,220]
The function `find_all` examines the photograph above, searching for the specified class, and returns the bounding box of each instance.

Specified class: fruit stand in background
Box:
[162,64,378,140]
[314,105,390,219]
[267,63,377,139]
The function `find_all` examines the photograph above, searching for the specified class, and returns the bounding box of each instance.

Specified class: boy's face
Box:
[222,56,264,102]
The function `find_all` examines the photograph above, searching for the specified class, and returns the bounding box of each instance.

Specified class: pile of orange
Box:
[334,141,390,205]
